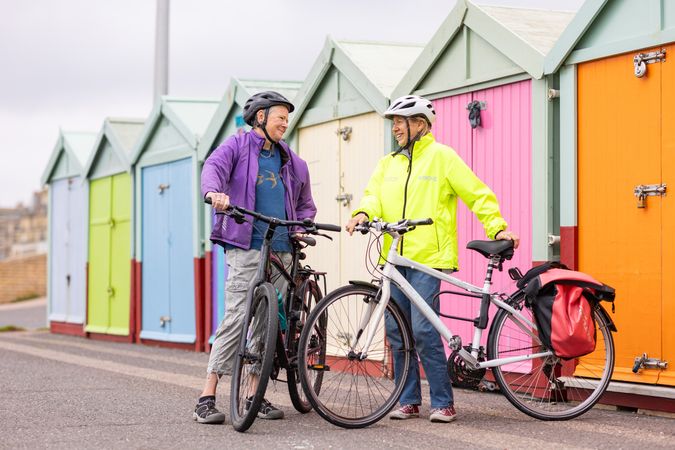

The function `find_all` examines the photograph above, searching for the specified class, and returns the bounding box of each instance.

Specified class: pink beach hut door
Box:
[432,80,532,364]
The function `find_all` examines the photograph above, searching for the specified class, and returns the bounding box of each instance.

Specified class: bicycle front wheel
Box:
[488,300,615,420]
[298,284,413,429]
[287,279,325,413]
[230,282,278,432]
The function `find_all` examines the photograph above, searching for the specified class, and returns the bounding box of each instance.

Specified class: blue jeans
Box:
[385,267,454,409]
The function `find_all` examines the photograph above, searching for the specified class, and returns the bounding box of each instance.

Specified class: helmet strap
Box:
[393,118,424,155]
[258,107,278,146]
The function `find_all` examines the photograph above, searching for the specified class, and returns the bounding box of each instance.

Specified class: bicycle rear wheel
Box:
[287,279,325,413]
[298,284,413,429]
[230,283,278,432]
[488,299,615,420]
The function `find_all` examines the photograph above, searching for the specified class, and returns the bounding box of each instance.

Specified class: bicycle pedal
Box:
[308,364,330,372]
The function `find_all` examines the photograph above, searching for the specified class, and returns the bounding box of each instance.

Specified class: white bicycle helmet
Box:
[384,95,436,125]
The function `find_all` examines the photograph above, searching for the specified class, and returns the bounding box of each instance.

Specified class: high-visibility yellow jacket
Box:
[353,132,507,270]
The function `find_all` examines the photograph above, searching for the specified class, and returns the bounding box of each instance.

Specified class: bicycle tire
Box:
[488,298,615,420]
[287,279,325,413]
[298,284,413,429]
[230,282,278,432]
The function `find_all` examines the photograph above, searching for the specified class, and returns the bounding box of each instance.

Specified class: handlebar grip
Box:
[412,218,433,226]
[204,197,212,204]
[315,222,342,232]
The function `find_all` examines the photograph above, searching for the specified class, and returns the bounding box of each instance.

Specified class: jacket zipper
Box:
[400,148,414,256]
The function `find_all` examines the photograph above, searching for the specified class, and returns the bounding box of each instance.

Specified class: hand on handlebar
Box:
[205,192,230,212]
[346,213,368,236]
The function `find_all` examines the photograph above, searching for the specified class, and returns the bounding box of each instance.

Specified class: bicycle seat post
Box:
[482,255,501,291]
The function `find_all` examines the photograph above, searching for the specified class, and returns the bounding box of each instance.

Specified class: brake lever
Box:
[226,208,247,224]
[316,232,333,241]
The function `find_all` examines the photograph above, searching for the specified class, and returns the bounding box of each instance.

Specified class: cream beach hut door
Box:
[298,112,384,293]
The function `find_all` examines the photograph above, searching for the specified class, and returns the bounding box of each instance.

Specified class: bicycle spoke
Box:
[299,285,412,428]
[489,305,614,420]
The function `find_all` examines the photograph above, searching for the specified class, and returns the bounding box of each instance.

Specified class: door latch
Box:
[632,353,668,373]
[634,49,666,78]
[159,316,171,327]
[106,286,115,297]
[335,193,353,207]
[158,183,170,194]
[336,126,352,141]
[634,183,666,208]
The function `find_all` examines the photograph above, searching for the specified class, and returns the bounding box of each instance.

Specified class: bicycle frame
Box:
[234,213,328,370]
[358,231,553,370]
[269,241,324,370]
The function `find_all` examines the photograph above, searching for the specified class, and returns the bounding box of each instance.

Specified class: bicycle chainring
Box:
[447,346,486,390]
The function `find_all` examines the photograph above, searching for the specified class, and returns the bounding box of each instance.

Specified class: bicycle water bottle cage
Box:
[466,240,514,261]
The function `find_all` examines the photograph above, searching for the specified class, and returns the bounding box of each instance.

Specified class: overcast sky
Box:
[0,0,583,207]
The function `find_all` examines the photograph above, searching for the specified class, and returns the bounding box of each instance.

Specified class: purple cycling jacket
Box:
[201,130,317,249]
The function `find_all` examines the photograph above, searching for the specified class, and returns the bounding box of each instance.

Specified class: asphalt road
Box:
[1,330,673,449]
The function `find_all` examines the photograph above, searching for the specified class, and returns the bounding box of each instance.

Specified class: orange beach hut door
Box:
[577,44,674,386]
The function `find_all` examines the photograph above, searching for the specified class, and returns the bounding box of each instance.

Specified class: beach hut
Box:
[197,78,302,346]
[286,36,424,293]
[545,0,675,399]
[81,118,144,340]
[41,131,97,335]
[392,0,574,351]
[131,97,218,350]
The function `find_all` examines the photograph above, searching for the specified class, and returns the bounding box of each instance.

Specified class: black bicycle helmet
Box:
[242,91,295,127]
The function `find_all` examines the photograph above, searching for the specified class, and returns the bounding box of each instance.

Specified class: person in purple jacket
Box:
[193,91,317,424]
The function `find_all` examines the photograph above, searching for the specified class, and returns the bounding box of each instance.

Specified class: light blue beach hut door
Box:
[140,157,195,342]
[49,177,87,324]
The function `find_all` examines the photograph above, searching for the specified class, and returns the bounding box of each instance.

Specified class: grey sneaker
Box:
[389,404,420,420]
[246,397,284,420]
[193,397,226,424]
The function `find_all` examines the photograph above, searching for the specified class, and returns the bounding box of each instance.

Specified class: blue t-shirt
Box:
[249,146,292,252]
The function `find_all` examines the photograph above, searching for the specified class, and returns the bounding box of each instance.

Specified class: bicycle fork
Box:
[351,283,390,361]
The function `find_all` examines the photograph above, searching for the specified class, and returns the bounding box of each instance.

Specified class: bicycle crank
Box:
[447,346,486,390]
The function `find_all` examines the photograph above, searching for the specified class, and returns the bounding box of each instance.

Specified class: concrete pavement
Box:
[0,330,673,449]
[0,297,47,330]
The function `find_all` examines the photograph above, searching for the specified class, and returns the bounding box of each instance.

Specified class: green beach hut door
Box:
[86,172,132,335]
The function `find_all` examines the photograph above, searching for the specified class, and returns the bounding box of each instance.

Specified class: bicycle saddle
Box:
[466,240,514,260]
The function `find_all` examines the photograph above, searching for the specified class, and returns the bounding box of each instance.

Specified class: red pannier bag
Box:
[519,263,615,360]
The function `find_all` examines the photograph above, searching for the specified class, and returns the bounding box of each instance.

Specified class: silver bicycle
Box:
[297,218,615,428]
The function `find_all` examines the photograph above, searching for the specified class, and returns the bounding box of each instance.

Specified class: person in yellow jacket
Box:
[346,95,519,423]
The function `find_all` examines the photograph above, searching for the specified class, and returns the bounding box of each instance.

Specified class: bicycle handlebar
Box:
[355,217,433,234]
[205,197,341,233]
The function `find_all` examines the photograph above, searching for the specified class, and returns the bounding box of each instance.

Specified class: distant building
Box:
[0,189,48,260]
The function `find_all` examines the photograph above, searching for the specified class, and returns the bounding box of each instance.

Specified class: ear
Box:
[256,109,265,125]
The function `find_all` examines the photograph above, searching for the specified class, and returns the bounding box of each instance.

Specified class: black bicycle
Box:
[206,199,340,432]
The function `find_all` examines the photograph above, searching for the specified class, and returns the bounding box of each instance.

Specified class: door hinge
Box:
[632,353,668,373]
[634,183,666,208]
[634,49,666,78]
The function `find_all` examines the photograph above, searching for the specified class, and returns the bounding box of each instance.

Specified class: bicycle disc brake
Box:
[447,345,486,390]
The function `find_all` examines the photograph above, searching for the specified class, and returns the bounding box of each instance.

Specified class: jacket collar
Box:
[392,132,435,160]
[248,129,290,166]
[411,132,435,155]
